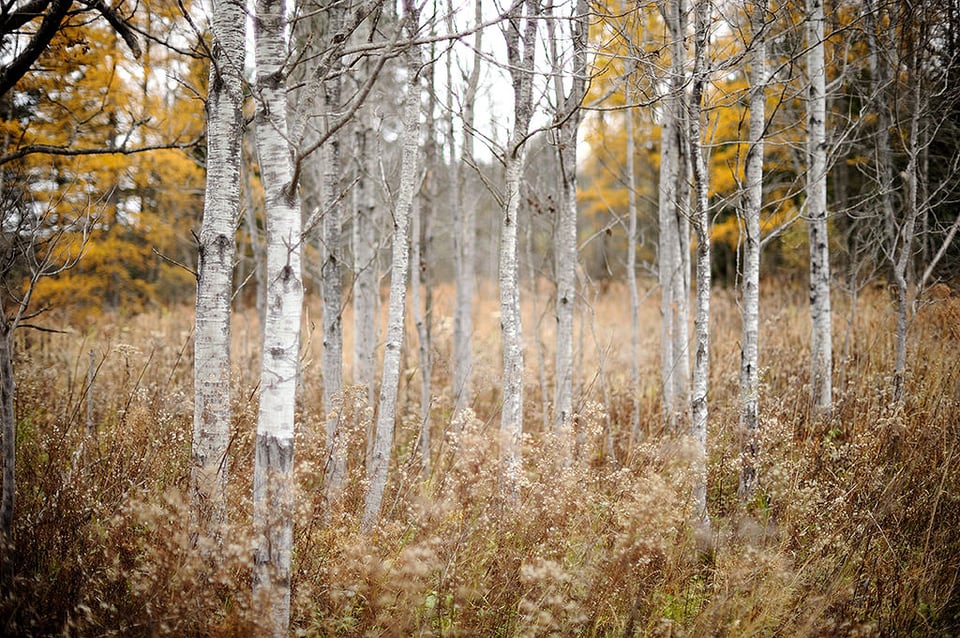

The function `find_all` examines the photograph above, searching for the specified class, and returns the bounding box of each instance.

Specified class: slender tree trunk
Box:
[450,0,482,418]
[893,33,923,402]
[363,3,421,528]
[739,0,766,500]
[320,5,346,495]
[550,0,588,443]
[807,0,833,416]
[500,0,538,495]
[250,0,302,632]
[625,74,641,441]
[658,0,690,431]
[415,41,437,477]
[191,0,245,544]
[353,113,378,407]
[689,0,711,526]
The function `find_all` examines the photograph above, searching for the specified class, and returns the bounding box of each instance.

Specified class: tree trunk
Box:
[500,0,538,495]
[689,0,711,527]
[320,6,346,495]
[191,0,245,544]
[625,72,641,441]
[739,0,766,500]
[550,0,588,443]
[658,0,690,431]
[450,0,482,418]
[893,28,923,403]
[251,0,302,631]
[807,0,833,416]
[352,114,378,407]
[363,3,421,529]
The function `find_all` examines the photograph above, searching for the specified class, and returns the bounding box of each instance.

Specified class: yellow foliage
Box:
[581,0,860,276]
[2,6,206,320]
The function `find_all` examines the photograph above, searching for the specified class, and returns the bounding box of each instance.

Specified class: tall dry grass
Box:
[1,280,958,636]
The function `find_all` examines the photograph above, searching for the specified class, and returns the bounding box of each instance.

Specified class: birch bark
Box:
[658,0,690,431]
[689,0,711,526]
[362,0,421,528]
[625,73,641,440]
[352,113,378,406]
[893,28,923,402]
[320,4,345,494]
[550,0,588,442]
[191,0,245,542]
[500,0,538,494]
[450,0,482,417]
[739,0,766,500]
[250,0,302,632]
[807,0,833,415]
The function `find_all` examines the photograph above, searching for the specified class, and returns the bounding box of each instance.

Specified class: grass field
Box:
[2,279,959,636]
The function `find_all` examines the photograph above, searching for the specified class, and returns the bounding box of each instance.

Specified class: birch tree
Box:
[548,0,589,442]
[625,67,642,440]
[689,0,711,525]
[450,0,482,417]
[352,107,379,406]
[806,0,833,415]
[250,0,303,630]
[657,0,691,431]
[190,0,245,543]
[411,77,437,474]
[500,0,539,492]
[362,0,421,529]
[738,0,766,500]
[318,1,346,493]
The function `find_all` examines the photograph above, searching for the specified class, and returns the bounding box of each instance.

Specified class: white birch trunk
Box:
[362,4,421,528]
[450,0,482,417]
[414,50,437,477]
[500,0,538,494]
[550,0,588,442]
[689,0,711,526]
[658,0,690,431]
[624,66,642,441]
[893,38,923,402]
[738,0,766,500]
[251,0,302,632]
[191,0,245,542]
[321,12,345,494]
[352,115,378,407]
[807,0,833,415]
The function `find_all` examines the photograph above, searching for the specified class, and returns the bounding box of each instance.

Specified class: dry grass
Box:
[2,279,959,636]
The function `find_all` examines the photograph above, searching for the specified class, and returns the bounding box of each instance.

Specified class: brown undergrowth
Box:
[1,282,958,636]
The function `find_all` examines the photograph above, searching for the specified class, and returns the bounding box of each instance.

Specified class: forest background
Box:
[1,0,959,635]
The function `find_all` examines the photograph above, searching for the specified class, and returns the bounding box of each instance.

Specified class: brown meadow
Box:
[2,279,958,636]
